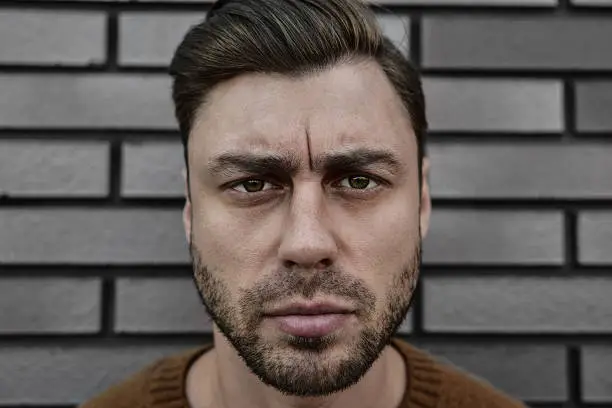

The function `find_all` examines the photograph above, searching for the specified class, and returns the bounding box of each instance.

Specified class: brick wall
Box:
[0,0,611,407]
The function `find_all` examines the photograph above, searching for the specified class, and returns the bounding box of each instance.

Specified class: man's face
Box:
[184,59,430,396]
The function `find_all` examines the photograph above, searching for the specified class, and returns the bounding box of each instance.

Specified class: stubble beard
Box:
[190,239,421,397]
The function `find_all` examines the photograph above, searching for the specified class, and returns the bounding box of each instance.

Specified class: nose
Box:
[277,183,338,270]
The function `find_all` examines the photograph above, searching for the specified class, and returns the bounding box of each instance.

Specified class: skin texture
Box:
[183,59,431,408]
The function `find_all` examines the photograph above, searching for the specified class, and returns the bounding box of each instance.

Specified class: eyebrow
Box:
[206,147,402,178]
[207,152,301,178]
[313,148,402,176]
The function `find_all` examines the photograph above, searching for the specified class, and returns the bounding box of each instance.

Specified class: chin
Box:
[284,332,343,353]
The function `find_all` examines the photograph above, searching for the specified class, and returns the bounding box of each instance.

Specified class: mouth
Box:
[264,301,356,338]
[265,301,355,316]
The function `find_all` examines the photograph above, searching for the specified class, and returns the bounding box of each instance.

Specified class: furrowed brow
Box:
[207,152,301,177]
[313,148,403,175]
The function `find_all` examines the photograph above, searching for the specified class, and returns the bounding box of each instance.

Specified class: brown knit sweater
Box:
[80,338,525,408]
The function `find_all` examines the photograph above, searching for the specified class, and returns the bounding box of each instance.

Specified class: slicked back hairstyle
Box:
[170,0,427,190]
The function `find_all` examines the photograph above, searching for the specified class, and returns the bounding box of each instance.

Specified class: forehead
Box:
[189,59,416,162]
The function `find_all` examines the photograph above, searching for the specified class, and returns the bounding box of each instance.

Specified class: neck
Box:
[187,329,407,408]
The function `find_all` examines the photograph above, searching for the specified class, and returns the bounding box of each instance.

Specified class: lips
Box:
[265,302,354,316]
[264,302,355,338]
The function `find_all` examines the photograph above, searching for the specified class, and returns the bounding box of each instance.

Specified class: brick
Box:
[578,212,612,265]
[576,82,612,132]
[0,10,106,65]
[424,78,563,132]
[424,276,612,333]
[423,16,612,70]
[423,210,564,264]
[0,278,100,334]
[0,209,188,264]
[0,74,175,129]
[583,346,612,402]
[122,141,184,197]
[376,14,410,56]
[420,344,567,402]
[0,140,109,197]
[429,143,612,199]
[0,345,196,404]
[572,0,612,5]
[115,277,211,333]
[119,12,205,66]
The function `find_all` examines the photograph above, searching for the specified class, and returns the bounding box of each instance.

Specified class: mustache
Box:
[188,241,378,319]
[238,267,376,315]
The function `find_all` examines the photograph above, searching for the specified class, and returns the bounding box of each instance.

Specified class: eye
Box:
[230,179,277,193]
[337,175,379,190]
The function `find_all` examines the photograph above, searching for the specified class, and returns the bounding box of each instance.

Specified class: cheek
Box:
[190,195,282,285]
[339,192,420,297]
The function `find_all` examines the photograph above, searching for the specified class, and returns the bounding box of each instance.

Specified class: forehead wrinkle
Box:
[305,120,314,172]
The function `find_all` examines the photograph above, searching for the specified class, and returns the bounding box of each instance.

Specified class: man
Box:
[82,0,525,407]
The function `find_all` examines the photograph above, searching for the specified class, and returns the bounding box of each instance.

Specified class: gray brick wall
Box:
[0,140,110,197]
[1,1,610,407]
[0,74,174,128]
[0,209,187,264]
[582,346,612,402]
[418,344,568,401]
[572,0,612,5]
[0,278,101,334]
[121,141,184,197]
[428,143,612,198]
[422,16,612,69]
[0,10,106,65]
[423,210,564,264]
[576,82,612,132]
[0,345,195,405]
[114,277,213,333]
[578,212,612,265]
[118,13,205,66]
[423,276,612,333]
[424,78,563,132]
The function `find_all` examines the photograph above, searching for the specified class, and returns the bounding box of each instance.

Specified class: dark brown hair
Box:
[169,0,427,184]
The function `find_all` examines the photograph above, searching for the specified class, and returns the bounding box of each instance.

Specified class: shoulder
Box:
[78,361,155,408]
[391,339,526,408]
[437,362,527,408]
[78,346,210,408]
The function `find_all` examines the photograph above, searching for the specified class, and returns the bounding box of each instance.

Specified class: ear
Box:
[419,157,432,239]
[182,168,192,245]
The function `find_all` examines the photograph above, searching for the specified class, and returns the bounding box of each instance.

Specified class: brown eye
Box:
[339,175,378,190]
[231,179,273,193]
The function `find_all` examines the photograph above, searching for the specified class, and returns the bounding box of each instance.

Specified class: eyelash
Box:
[226,174,386,196]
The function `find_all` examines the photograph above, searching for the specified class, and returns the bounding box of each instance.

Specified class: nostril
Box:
[282,258,332,270]
[318,258,332,268]
[283,260,297,269]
